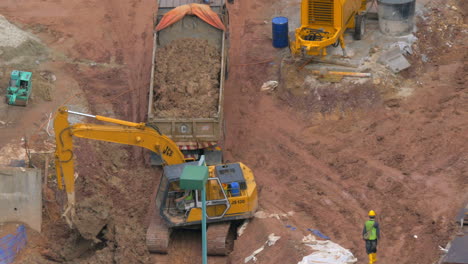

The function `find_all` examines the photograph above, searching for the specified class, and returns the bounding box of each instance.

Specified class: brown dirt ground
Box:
[223,1,467,264]
[0,0,466,263]
[154,38,221,118]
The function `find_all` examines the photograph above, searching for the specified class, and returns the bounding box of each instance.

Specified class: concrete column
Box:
[0,167,42,232]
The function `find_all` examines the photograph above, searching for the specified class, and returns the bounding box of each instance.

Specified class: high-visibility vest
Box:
[365,220,377,240]
[184,191,193,201]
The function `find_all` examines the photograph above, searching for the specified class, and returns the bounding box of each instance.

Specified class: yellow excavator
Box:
[54,107,258,255]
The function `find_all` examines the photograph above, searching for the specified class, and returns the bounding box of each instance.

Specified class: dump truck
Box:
[147,0,229,166]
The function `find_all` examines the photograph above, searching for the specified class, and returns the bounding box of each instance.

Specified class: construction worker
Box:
[363,210,380,264]
[175,189,194,211]
[222,183,229,195]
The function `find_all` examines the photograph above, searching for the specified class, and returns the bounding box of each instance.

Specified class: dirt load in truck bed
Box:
[153,38,221,118]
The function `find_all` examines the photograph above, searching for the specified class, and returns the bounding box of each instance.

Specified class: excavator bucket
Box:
[155,4,226,31]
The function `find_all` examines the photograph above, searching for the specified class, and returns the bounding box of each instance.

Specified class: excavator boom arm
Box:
[54,107,185,201]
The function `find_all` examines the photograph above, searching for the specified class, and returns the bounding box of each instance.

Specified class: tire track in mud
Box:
[276,120,464,262]
[228,96,462,263]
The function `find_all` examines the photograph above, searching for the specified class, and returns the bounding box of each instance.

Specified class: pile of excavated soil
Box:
[0,15,39,48]
[0,16,47,66]
[153,38,221,118]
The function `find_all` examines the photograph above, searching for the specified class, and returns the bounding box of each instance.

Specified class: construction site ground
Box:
[0,0,466,263]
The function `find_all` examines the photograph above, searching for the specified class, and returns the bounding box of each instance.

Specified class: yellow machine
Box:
[53,107,258,255]
[291,0,367,56]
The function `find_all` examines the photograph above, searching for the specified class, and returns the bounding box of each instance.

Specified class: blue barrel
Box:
[230,182,240,197]
[272,17,289,48]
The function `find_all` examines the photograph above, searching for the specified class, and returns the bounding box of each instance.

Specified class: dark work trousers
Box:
[365,240,378,254]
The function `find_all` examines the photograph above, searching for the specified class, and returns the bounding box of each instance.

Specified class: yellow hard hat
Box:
[368,210,376,217]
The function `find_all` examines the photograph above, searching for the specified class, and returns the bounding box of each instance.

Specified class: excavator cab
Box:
[148,161,258,255]
[156,161,254,227]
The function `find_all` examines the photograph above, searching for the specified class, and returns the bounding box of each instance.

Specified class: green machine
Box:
[6,70,32,106]
[180,164,209,264]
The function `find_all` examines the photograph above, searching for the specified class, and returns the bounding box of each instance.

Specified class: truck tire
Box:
[354,14,366,40]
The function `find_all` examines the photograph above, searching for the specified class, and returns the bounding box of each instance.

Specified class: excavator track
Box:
[207,222,234,256]
[146,211,171,253]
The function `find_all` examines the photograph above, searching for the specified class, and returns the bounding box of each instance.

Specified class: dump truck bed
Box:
[147,0,227,150]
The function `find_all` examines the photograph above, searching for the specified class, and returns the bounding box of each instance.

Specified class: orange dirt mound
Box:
[153,38,221,118]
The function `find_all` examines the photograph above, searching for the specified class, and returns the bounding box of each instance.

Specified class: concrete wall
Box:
[0,167,42,232]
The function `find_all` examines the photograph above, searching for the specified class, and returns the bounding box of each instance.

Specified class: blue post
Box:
[202,185,207,264]
[181,157,208,263]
